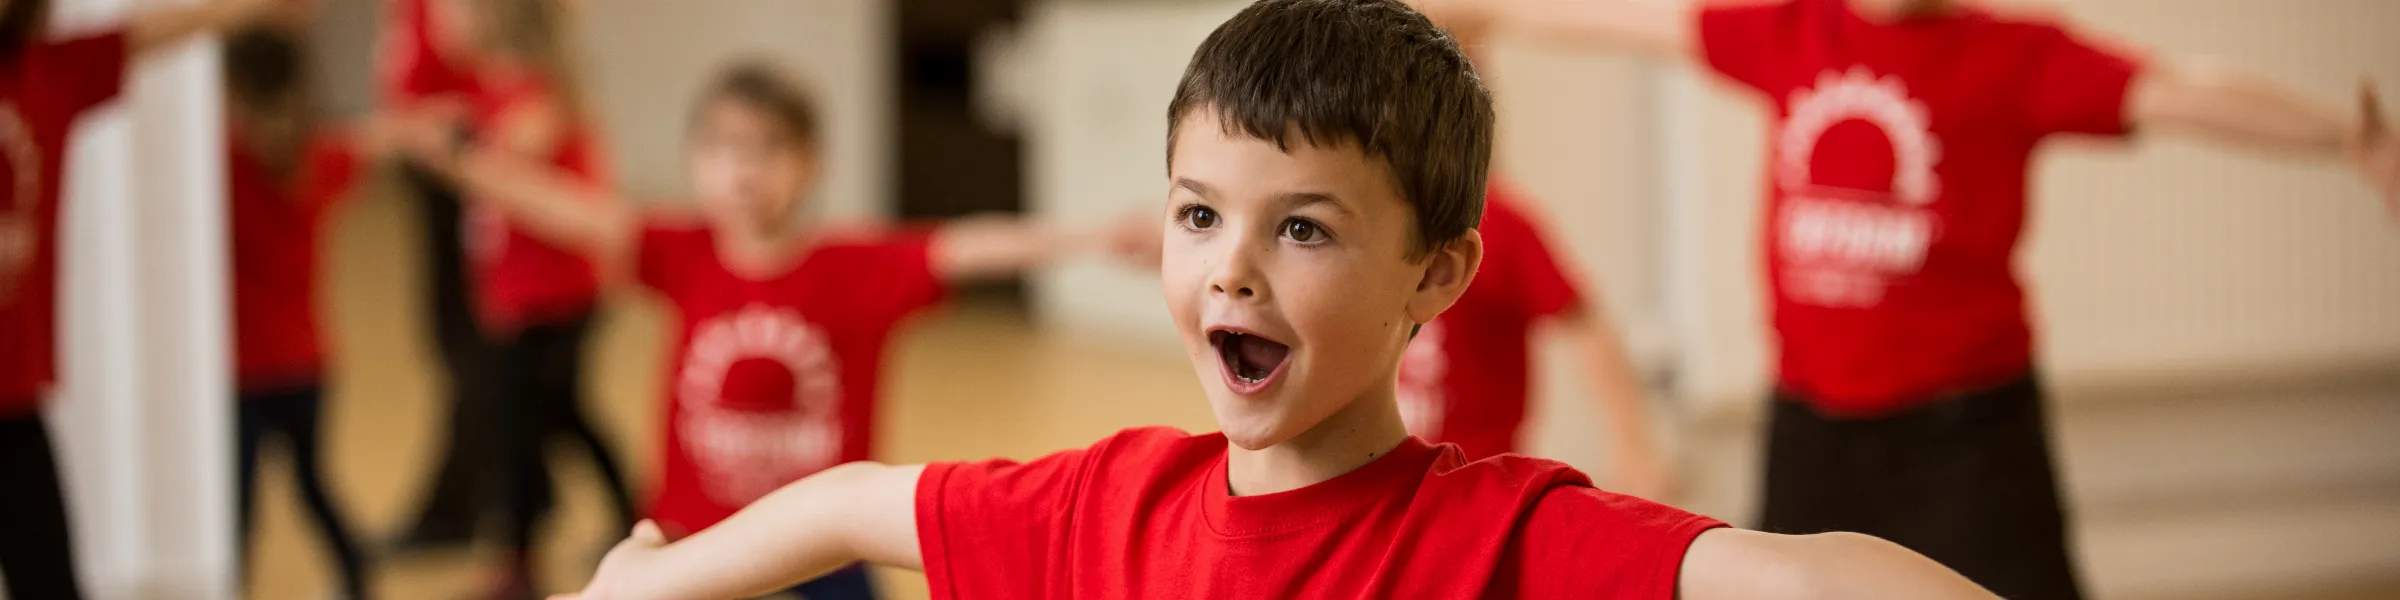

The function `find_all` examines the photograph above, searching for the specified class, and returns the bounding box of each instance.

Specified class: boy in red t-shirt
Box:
[410,60,1133,598]
[221,25,378,599]
[0,0,308,597]
[540,2,2001,599]
[1421,0,2399,597]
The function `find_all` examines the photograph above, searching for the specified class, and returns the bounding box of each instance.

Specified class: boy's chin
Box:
[1207,398,1299,451]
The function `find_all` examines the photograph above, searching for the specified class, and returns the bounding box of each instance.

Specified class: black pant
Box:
[0,412,83,600]
[489,313,636,552]
[1760,375,2083,600]
[237,384,370,599]
[396,161,510,541]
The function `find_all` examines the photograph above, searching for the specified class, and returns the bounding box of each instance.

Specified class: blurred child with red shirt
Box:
[1421,0,2400,596]
[415,57,1132,599]
[0,0,305,597]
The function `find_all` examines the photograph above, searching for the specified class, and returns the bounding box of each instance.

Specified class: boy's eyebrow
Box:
[1174,177,1216,199]
[1279,192,1356,217]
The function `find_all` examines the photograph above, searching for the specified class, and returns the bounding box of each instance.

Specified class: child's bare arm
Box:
[929,214,1120,282]
[1679,529,1999,600]
[1413,0,1697,60]
[1548,308,1676,501]
[2129,69,2398,213]
[559,462,926,600]
[440,148,641,283]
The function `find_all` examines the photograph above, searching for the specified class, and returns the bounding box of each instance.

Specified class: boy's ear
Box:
[1406,229,1482,326]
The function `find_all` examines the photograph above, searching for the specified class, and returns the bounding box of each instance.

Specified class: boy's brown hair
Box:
[0,0,50,61]
[695,59,821,153]
[1166,0,1494,257]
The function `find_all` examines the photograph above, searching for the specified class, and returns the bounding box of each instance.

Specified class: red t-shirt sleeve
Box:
[296,134,364,214]
[632,222,705,296]
[830,231,947,326]
[1494,487,1727,599]
[915,444,1097,599]
[1696,1,1794,94]
[1496,208,1586,320]
[43,31,131,116]
[2020,24,2144,137]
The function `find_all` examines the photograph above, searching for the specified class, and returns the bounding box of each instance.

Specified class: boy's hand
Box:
[2351,80,2400,220]
[551,520,673,600]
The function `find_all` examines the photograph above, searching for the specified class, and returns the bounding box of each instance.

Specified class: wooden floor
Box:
[239,187,2400,599]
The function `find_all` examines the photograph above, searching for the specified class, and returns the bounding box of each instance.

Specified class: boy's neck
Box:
[713,216,812,279]
[1225,383,1412,497]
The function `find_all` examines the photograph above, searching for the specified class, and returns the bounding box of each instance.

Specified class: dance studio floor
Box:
[237,189,2396,599]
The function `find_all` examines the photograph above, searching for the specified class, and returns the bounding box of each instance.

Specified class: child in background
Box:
[222,24,388,600]
[1417,0,2397,596]
[413,59,1131,599]
[425,0,639,594]
[376,0,511,553]
[1397,182,1674,499]
[546,2,2000,599]
[0,0,302,597]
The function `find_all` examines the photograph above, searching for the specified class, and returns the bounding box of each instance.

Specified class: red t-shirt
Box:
[917,427,1724,599]
[227,131,362,392]
[638,221,947,535]
[376,0,474,105]
[1397,183,1585,459]
[1699,0,2143,414]
[463,76,611,331]
[0,32,128,411]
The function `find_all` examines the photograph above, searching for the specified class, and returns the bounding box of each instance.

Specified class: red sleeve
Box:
[41,32,131,116]
[1494,487,1726,599]
[2020,23,2144,137]
[297,134,364,213]
[376,0,469,104]
[915,444,1097,600]
[634,221,705,296]
[1696,1,1793,94]
[834,230,947,326]
[1491,205,1585,320]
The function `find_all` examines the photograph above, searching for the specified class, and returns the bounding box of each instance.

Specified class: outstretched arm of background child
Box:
[1679,529,2000,600]
[1550,308,1676,502]
[931,212,1152,281]
[128,0,296,57]
[555,462,927,600]
[2130,69,2400,216]
[1411,0,1696,60]
[444,149,643,282]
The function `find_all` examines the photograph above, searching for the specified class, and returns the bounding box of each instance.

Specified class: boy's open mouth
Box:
[1209,328,1290,389]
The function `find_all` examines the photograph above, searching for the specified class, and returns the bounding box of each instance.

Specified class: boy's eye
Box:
[1181,206,1219,231]
[1283,218,1325,243]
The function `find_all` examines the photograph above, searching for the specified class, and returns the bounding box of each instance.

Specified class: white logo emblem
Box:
[1773,67,1945,307]
[675,304,843,505]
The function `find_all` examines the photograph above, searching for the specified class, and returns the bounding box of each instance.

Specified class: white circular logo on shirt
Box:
[1773,67,1946,307]
[1779,67,1943,205]
[1396,318,1448,440]
[675,303,844,506]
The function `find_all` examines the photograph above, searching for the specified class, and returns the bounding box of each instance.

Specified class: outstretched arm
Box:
[557,462,926,600]
[2129,69,2400,214]
[1549,308,1676,501]
[1680,529,1999,600]
[931,213,1148,282]
[128,0,293,57]
[441,149,641,282]
[1412,0,1697,60]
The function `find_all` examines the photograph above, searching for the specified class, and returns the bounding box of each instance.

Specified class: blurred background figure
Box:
[20,1,2400,599]
[221,21,387,600]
